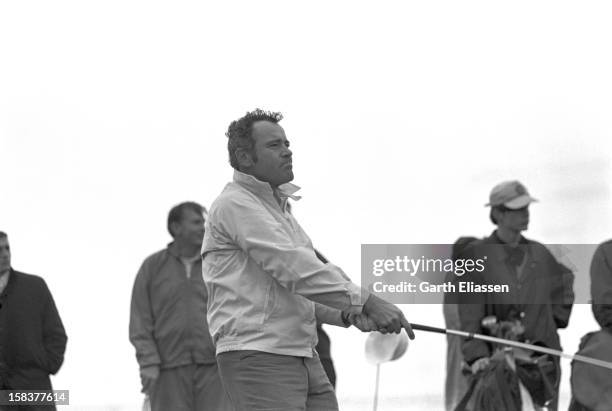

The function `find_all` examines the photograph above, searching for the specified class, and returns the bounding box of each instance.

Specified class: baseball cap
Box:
[485,180,538,209]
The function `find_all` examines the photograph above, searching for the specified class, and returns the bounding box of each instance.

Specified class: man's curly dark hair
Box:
[226,108,284,170]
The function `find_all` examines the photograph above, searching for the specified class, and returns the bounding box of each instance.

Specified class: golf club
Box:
[410,322,612,371]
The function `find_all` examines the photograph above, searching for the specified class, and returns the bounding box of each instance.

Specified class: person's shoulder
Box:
[593,239,612,260]
[521,237,546,249]
[134,248,171,281]
[11,270,45,284]
[521,237,561,262]
[457,237,488,256]
[595,239,612,252]
[210,183,259,214]
[452,236,481,259]
[140,248,170,268]
[10,270,49,291]
[523,237,552,255]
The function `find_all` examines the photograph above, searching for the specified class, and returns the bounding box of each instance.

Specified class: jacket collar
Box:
[233,170,302,210]
[166,241,201,261]
[167,242,180,258]
[486,230,539,263]
[489,230,529,246]
[1,269,15,297]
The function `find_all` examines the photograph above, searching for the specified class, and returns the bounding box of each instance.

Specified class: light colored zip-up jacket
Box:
[129,243,216,370]
[202,171,366,357]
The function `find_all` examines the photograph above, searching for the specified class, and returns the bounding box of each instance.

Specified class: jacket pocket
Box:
[32,345,51,373]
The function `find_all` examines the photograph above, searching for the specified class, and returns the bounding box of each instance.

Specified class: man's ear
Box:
[236,148,255,170]
[491,208,503,225]
[169,221,180,238]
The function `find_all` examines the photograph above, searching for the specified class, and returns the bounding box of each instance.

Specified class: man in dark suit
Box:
[0,231,67,410]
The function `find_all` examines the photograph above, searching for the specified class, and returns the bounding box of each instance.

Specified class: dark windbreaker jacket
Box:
[129,243,216,370]
[454,232,574,364]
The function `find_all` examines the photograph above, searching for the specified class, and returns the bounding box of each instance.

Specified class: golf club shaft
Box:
[410,323,612,371]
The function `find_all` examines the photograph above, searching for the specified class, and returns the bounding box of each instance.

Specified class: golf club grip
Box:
[410,323,447,334]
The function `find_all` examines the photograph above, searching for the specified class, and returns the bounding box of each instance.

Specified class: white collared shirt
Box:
[0,271,9,294]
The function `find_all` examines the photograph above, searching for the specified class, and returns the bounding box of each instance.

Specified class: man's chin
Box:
[279,172,294,185]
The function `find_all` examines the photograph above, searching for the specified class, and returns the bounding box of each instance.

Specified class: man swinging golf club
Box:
[201,109,415,410]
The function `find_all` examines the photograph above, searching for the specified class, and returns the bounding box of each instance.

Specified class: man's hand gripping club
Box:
[362,294,415,339]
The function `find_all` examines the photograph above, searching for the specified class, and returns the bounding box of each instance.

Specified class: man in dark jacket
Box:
[567,240,612,411]
[129,202,229,411]
[591,240,612,331]
[455,181,574,410]
[315,325,336,388]
[0,231,67,410]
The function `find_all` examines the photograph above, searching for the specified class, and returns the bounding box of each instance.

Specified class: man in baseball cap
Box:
[453,180,574,411]
[485,180,537,240]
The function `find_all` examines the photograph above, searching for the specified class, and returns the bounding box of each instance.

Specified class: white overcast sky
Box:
[1,1,611,409]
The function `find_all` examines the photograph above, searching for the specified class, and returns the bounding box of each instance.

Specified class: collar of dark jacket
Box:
[166,242,201,262]
[487,231,538,263]
[487,230,527,261]
[1,269,16,297]
[166,242,180,258]
[489,230,529,246]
